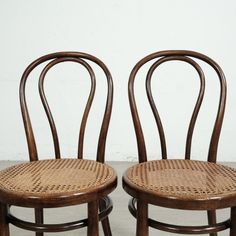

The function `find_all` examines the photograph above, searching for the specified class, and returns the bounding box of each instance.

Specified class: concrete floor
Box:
[0,161,235,236]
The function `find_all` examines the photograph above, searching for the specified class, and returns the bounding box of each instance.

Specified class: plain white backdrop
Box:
[0,0,236,162]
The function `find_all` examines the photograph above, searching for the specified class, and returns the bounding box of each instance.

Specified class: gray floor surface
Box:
[0,161,235,236]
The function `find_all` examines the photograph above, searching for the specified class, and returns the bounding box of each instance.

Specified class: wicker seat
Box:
[122,50,236,235]
[123,159,236,209]
[0,159,116,207]
[0,52,117,236]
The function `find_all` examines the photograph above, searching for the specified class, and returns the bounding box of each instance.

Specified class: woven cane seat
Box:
[123,159,236,210]
[0,159,117,207]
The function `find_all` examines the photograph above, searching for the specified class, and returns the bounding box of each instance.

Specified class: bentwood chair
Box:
[0,52,117,236]
[122,50,236,235]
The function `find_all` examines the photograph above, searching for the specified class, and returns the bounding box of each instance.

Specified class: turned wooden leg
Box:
[207,210,217,236]
[88,200,99,236]
[0,203,9,236]
[35,208,44,236]
[99,199,112,236]
[230,207,236,236]
[136,200,148,236]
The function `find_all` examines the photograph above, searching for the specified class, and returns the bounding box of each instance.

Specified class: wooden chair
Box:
[0,52,117,236]
[122,50,236,235]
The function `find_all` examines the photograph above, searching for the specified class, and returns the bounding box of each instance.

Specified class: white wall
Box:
[0,0,236,162]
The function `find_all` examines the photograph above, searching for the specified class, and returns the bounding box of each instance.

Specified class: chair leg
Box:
[136,200,148,236]
[207,210,217,236]
[35,208,44,236]
[99,200,112,236]
[0,203,9,236]
[230,207,236,236]
[88,200,99,236]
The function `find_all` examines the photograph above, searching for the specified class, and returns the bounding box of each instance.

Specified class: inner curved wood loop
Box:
[20,51,113,163]
[128,50,226,163]
[146,56,205,159]
[38,57,96,159]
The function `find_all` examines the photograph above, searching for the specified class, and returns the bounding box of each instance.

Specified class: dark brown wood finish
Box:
[128,198,230,234]
[20,51,113,163]
[0,51,117,235]
[35,208,43,236]
[128,50,226,163]
[122,50,236,235]
[136,200,148,236]
[146,55,205,159]
[0,204,9,236]
[99,199,112,236]
[230,207,236,236]
[207,210,217,236]
[88,200,99,236]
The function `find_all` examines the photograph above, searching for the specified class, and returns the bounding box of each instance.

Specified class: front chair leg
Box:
[230,207,236,236]
[88,200,99,236]
[136,200,148,236]
[35,208,44,236]
[99,199,112,236]
[207,210,217,236]
[0,203,9,236]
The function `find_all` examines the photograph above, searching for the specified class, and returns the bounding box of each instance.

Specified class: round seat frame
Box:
[0,159,117,208]
[123,159,236,210]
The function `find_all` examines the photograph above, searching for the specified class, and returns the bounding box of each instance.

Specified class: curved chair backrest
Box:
[128,50,226,163]
[20,51,113,163]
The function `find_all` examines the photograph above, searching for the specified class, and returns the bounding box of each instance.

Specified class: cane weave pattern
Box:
[126,160,236,199]
[0,159,115,196]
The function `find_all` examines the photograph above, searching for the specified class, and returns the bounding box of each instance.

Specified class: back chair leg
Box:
[99,200,112,236]
[230,207,236,236]
[0,203,9,236]
[88,200,99,236]
[136,200,148,236]
[35,208,44,236]
[207,210,217,236]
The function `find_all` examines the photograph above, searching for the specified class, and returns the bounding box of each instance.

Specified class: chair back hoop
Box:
[20,52,113,163]
[128,50,226,163]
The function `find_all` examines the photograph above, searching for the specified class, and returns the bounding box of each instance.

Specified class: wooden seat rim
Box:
[0,159,117,208]
[122,159,236,210]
